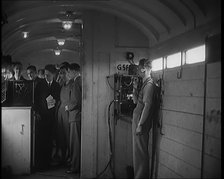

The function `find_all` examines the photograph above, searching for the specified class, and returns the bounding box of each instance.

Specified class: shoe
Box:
[66,157,72,164]
[66,168,79,174]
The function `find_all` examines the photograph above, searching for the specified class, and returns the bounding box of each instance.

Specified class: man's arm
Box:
[138,83,154,125]
[136,83,154,134]
[132,77,139,104]
[67,81,82,111]
[33,82,40,112]
[132,87,138,104]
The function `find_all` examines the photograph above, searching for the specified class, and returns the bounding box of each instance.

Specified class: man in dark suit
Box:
[26,65,42,87]
[34,64,60,171]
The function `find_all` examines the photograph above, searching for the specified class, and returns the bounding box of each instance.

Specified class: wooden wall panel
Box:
[206,98,221,112]
[164,64,204,81]
[159,137,201,168]
[96,52,112,175]
[157,163,182,178]
[163,80,204,97]
[162,96,204,115]
[205,98,221,139]
[152,71,163,81]
[204,135,221,158]
[203,155,221,178]
[162,110,203,133]
[150,37,221,179]
[162,124,202,150]
[204,116,221,140]
[81,12,97,178]
[203,62,221,178]
[159,150,201,178]
[155,65,205,178]
[207,62,221,78]
[206,78,221,98]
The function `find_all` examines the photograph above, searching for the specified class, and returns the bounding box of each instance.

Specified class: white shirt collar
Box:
[46,80,53,85]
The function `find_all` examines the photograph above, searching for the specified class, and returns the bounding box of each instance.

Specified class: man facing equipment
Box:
[132,59,157,179]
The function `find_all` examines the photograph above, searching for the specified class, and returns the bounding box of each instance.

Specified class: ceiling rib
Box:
[11,45,79,57]
[122,1,171,34]
[158,0,187,26]
[192,0,207,17]
[4,36,80,55]
[3,20,81,43]
[179,0,196,28]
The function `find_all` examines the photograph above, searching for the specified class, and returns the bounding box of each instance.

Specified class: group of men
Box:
[33,63,82,174]
[1,57,82,174]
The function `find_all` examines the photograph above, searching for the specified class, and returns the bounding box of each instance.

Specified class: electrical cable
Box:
[97,100,115,179]
[108,100,116,179]
[106,76,117,91]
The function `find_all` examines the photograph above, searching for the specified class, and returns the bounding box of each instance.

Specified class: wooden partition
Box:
[152,61,221,178]
[203,62,221,178]
[152,64,205,178]
[1,107,32,175]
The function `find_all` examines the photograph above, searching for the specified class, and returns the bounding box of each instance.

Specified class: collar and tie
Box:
[47,81,52,87]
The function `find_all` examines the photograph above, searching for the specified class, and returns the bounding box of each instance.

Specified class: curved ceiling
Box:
[1,0,221,60]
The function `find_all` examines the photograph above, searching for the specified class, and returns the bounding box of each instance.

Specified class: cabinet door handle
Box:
[20,124,24,135]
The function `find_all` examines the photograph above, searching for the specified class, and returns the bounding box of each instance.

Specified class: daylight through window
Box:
[186,45,205,64]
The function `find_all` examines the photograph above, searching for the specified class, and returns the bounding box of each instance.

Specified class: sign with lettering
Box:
[116,61,130,74]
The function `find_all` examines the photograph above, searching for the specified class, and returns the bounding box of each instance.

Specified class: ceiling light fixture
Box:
[54,49,61,56]
[57,39,65,46]
[62,21,72,30]
[22,31,29,38]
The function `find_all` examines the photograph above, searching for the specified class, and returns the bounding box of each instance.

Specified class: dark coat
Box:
[34,79,60,169]
[34,79,60,118]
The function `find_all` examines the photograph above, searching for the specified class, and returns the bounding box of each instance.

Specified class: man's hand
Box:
[65,105,69,111]
[136,124,143,135]
[34,112,41,121]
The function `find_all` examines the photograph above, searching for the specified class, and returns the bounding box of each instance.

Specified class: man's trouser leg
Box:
[69,121,81,171]
[132,121,149,179]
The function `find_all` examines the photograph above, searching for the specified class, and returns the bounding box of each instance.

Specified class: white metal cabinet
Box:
[1,107,32,175]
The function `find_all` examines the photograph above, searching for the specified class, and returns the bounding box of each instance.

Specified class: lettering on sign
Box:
[116,63,130,74]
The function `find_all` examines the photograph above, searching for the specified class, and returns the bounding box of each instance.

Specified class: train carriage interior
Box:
[1,0,221,179]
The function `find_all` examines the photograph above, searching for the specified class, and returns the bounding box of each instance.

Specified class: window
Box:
[152,58,163,71]
[166,52,181,68]
[185,45,205,64]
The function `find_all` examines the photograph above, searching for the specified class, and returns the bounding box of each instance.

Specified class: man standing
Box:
[57,63,71,164]
[132,59,156,179]
[65,63,82,174]
[34,64,61,171]
[12,61,26,81]
[38,69,45,79]
[27,65,42,87]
